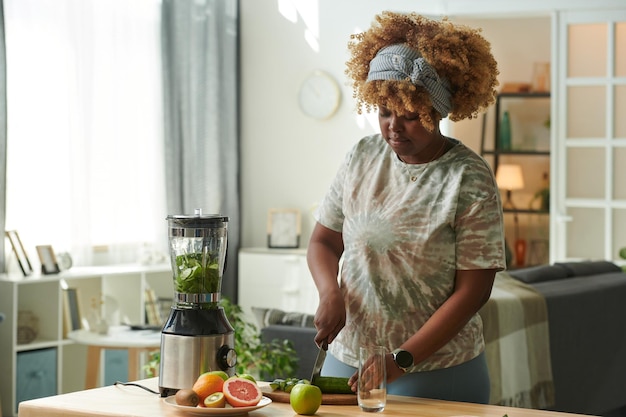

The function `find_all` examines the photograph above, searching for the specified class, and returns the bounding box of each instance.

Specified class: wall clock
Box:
[298,70,341,120]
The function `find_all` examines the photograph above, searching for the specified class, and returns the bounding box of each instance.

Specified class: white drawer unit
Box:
[237,248,318,324]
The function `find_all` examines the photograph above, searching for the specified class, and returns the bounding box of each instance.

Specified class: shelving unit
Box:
[0,264,171,417]
[481,92,551,266]
[481,92,551,174]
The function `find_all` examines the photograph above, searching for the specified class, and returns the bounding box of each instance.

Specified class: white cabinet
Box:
[237,248,318,324]
[0,264,171,417]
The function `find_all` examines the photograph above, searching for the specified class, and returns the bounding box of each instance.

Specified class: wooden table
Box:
[17,378,597,417]
[67,326,161,389]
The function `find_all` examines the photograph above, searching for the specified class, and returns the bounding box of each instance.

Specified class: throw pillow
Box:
[251,307,315,329]
[508,264,571,283]
[554,260,622,277]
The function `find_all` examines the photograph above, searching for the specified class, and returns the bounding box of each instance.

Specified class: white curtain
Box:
[4,0,167,268]
[0,0,7,273]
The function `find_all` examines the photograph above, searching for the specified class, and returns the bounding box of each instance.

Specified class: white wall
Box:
[239,0,551,248]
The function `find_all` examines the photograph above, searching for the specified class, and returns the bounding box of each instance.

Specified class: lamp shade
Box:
[495,164,524,191]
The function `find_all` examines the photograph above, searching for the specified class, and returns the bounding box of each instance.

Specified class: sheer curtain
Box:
[0,0,6,272]
[4,0,167,269]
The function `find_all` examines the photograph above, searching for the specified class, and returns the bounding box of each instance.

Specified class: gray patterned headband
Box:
[367,43,452,118]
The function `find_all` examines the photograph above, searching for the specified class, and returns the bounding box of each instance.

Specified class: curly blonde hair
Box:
[346,11,499,131]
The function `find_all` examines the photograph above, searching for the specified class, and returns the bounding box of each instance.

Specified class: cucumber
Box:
[311,376,354,395]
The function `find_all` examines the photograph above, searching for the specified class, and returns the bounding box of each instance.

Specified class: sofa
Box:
[507,261,626,416]
[255,260,626,416]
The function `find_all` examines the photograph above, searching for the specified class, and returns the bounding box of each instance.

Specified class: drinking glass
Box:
[358,346,387,412]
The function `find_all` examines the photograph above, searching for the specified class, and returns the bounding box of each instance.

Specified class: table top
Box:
[67,325,161,348]
[18,378,597,417]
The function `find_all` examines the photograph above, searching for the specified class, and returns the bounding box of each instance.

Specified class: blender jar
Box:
[167,210,228,308]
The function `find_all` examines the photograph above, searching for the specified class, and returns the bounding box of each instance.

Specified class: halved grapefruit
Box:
[223,377,263,407]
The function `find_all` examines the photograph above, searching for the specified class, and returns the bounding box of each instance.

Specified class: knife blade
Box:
[310,344,327,382]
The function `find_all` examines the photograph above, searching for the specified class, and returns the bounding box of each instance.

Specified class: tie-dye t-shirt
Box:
[315,134,506,372]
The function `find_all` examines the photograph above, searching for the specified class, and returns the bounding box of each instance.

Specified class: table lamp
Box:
[495,164,526,266]
[495,164,524,210]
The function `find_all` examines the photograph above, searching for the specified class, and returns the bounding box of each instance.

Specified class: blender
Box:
[159,209,237,397]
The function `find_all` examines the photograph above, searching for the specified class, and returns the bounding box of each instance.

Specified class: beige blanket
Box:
[479,271,555,409]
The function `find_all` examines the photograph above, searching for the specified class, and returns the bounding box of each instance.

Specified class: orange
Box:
[223,377,262,407]
[192,372,225,404]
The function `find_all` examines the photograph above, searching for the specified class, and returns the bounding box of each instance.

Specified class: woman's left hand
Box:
[347,353,406,392]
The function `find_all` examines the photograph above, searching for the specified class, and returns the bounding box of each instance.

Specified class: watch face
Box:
[395,350,413,368]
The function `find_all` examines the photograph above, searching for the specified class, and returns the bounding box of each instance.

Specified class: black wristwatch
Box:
[391,348,414,372]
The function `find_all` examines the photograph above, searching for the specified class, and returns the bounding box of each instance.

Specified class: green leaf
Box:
[174,253,221,293]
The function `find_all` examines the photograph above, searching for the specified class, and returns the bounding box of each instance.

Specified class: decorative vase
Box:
[499,111,512,150]
[515,239,527,267]
[532,62,550,92]
[504,240,513,267]
[87,296,109,335]
[530,172,550,212]
[17,310,39,344]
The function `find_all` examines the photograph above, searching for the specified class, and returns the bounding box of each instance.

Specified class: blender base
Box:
[159,387,179,398]
[158,308,236,397]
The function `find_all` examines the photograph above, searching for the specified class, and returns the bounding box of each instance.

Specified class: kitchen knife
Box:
[309,345,354,394]
[310,343,327,382]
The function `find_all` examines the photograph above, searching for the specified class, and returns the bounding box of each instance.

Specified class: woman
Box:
[307,11,505,404]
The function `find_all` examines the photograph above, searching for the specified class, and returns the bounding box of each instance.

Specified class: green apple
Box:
[207,370,229,381]
[290,383,322,415]
[236,373,257,384]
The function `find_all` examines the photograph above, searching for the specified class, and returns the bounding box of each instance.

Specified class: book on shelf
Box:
[144,288,161,326]
[62,287,83,338]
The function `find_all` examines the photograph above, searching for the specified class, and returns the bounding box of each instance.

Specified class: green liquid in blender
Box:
[174,253,221,296]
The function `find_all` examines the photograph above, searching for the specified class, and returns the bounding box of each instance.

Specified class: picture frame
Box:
[5,230,33,276]
[267,208,301,249]
[62,287,83,338]
[36,245,61,275]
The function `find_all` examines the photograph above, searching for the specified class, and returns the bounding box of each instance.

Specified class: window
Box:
[4,0,168,267]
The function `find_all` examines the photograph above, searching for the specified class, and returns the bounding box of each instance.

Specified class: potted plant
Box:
[144,298,298,379]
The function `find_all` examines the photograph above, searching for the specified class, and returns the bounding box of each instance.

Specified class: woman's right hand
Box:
[307,222,345,348]
[313,287,346,348]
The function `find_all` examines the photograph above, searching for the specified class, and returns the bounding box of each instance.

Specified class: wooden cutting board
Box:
[260,386,357,405]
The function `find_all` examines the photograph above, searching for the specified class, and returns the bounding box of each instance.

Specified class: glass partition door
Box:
[553,10,626,262]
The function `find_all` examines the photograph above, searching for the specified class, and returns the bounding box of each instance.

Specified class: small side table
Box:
[67,325,161,389]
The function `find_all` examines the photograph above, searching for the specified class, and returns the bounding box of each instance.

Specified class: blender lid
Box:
[167,214,228,221]
[167,209,228,227]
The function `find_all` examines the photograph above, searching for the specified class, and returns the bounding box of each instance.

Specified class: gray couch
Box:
[508,261,626,416]
[258,261,626,415]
